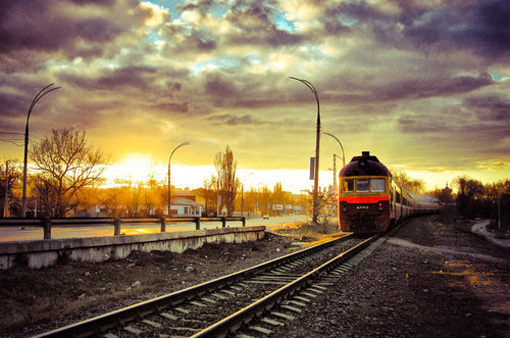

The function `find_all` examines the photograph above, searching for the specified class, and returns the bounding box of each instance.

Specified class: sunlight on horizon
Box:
[101,153,316,194]
[100,154,480,194]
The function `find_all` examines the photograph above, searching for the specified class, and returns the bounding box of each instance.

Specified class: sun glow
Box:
[104,154,163,185]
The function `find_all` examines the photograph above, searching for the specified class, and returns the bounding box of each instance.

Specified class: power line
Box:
[0,131,25,135]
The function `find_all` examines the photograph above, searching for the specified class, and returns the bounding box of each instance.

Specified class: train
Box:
[337,151,439,233]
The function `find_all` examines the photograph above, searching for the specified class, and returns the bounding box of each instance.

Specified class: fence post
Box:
[114,218,121,236]
[160,217,166,232]
[194,217,200,230]
[221,217,226,228]
[242,217,246,227]
[43,218,51,240]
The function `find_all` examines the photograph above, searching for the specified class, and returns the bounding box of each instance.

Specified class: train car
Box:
[338,151,438,233]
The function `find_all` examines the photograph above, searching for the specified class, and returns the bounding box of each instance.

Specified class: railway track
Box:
[34,232,384,338]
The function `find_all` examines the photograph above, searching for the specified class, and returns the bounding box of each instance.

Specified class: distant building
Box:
[439,183,454,204]
[168,192,202,217]
[442,183,452,195]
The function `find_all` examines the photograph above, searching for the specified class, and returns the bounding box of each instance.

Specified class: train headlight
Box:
[378,202,383,212]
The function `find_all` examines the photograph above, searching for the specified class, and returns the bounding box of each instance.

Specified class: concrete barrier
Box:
[0,226,266,269]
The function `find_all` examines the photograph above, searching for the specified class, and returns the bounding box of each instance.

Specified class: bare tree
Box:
[30,128,108,217]
[391,169,425,193]
[214,146,240,216]
[0,160,22,217]
[196,176,217,216]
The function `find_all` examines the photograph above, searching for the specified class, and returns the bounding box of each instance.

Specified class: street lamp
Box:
[332,154,344,193]
[22,83,61,217]
[168,142,190,217]
[290,77,321,224]
[323,132,345,168]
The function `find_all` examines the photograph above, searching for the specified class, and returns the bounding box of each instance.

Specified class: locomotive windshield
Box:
[356,179,370,192]
[342,178,386,193]
[371,178,385,192]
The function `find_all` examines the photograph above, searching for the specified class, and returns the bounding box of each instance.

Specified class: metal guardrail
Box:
[0,216,246,240]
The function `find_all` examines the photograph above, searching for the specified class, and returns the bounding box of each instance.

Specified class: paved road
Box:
[0,215,310,242]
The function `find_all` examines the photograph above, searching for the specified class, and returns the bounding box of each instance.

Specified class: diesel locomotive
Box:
[338,151,438,233]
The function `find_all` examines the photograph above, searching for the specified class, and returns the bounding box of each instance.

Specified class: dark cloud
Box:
[464,94,510,122]
[224,7,302,47]
[153,102,189,114]
[209,113,262,126]
[68,0,116,5]
[374,74,493,102]
[401,1,510,58]
[0,0,147,61]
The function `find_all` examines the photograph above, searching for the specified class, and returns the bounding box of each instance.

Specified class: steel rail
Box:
[32,233,354,338]
[191,233,382,338]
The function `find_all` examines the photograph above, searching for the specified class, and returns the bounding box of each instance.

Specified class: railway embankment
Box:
[0,226,265,269]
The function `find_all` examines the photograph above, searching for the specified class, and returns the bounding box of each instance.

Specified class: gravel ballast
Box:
[269,216,510,337]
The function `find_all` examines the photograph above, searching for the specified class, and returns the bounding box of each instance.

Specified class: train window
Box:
[343,179,354,192]
[371,178,385,192]
[356,179,370,192]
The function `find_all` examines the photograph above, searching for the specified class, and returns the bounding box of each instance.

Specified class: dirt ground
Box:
[0,232,301,338]
[1,215,509,337]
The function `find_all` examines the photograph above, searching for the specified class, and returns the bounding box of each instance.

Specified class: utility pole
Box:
[22,84,61,217]
[290,77,321,224]
[3,161,9,217]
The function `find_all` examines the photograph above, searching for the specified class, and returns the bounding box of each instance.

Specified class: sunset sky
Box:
[1,0,509,194]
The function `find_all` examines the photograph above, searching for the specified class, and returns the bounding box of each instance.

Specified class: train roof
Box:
[339,151,392,177]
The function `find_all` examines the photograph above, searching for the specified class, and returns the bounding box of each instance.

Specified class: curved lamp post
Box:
[290,77,321,224]
[323,132,345,168]
[168,142,190,217]
[22,83,61,217]
[332,154,344,193]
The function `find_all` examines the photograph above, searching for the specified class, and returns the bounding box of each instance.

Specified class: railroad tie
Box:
[142,319,162,328]
[123,325,143,335]
[167,326,201,332]
[249,325,273,334]
[103,333,119,338]
[308,288,324,294]
[212,292,229,300]
[287,300,306,307]
[300,292,318,298]
[270,311,295,320]
[160,312,179,320]
[175,307,190,314]
[293,296,311,303]
[280,304,302,313]
[201,297,217,304]
[190,301,207,307]
[261,317,284,326]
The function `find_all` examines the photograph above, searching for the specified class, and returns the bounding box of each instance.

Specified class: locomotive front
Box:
[338,151,392,233]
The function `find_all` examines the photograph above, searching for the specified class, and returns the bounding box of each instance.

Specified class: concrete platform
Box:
[0,226,266,269]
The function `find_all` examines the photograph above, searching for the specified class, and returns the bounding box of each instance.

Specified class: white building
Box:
[168,192,203,217]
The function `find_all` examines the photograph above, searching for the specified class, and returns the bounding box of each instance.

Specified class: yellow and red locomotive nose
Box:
[337,151,392,233]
